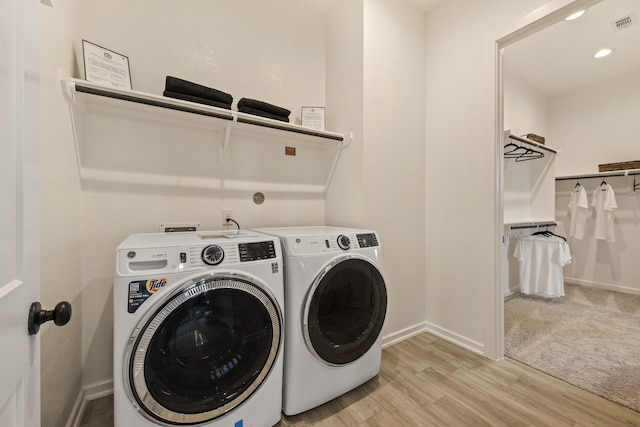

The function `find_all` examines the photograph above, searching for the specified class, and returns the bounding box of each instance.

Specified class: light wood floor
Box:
[82,332,640,426]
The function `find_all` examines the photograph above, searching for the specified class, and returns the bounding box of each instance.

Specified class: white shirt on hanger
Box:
[591,183,617,242]
[514,235,572,298]
[568,184,588,240]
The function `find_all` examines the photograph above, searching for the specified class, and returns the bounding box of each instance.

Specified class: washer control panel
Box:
[182,240,277,269]
[116,232,281,275]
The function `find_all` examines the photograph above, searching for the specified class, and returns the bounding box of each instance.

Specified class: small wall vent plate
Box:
[611,13,637,31]
[159,223,199,232]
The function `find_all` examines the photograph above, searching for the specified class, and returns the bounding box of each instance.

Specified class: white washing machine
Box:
[252,226,387,415]
[113,230,284,427]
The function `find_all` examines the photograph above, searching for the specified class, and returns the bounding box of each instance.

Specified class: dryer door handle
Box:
[28,301,72,335]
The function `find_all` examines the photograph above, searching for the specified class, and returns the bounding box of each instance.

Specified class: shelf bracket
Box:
[323,131,353,193]
[61,80,86,181]
[219,116,235,165]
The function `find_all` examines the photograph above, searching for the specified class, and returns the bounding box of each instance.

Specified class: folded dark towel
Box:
[163,91,232,109]
[237,98,290,118]
[238,106,289,122]
[165,76,233,104]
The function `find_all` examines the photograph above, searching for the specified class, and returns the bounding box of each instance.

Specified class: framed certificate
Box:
[301,106,325,131]
[82,40,132,90]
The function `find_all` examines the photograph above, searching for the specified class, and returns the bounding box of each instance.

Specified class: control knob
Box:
[337,235,351,250]
[202,244,225,265]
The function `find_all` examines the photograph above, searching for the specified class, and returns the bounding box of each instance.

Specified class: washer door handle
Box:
[28,301,72,335]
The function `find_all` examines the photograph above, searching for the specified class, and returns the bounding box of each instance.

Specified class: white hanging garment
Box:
[568,184,588,240]
[513,235,572,298]
[591,183,617,242]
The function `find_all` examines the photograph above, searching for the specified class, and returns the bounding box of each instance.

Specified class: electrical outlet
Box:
[222,209,234,227]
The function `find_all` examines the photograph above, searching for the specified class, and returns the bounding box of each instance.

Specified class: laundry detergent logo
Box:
[146,278,167,294]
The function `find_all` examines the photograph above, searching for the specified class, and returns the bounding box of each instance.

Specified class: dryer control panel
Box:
[284,232,379,256]
[356,233,379,248]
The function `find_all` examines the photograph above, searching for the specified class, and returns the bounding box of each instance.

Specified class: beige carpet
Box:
[505,283,640,413]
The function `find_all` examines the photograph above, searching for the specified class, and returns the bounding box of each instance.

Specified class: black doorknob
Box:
[28,301,72,335]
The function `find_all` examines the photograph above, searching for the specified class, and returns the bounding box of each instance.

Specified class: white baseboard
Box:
[84,379,114,401]
[66,380,114,427]
[382,321,485,356]
[421,321,485,355]
[565,277,640,296]
[382,322,429,348]
[65,388,86,427]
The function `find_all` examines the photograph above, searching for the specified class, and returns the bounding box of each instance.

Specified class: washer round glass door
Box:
[126,274,282,425]
[303,256,387,365]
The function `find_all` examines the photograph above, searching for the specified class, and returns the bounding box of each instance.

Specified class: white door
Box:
[0,0,42,425]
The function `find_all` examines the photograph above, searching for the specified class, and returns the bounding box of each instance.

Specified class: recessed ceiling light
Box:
[594,49,612,59]
[565,10,585,21]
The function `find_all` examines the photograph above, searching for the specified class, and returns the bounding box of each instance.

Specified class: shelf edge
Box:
[67,79,345,142]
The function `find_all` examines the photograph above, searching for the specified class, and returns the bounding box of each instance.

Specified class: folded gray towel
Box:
[238,106,289,122]
[165,76,233,104]
[163,91,232,109]
[237,97,290,118]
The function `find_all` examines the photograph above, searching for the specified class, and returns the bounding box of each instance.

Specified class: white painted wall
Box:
[424,0,569,357]
[425,1,498,356]
[40,1,84,425]
[362,0,427,341]
[550,71,640,176]
[75,0,330,391]
[325,0,365,228]
[551,71,640,293]
[77,0,327,118]
[504,71,549,139]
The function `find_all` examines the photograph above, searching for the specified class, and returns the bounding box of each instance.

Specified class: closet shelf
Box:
[62,78,347,164]
[508,134,557,154]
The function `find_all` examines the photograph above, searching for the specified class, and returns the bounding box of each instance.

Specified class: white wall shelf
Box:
[507,134,557,154]
[62,78,346,165]
[62,78,350,195]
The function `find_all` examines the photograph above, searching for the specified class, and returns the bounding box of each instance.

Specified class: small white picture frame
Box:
[82,40,132,90]
[301,106,325,131]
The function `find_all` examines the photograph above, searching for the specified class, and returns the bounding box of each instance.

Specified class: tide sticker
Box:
[146,278,167,293]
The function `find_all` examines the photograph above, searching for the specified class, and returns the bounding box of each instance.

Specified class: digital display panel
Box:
[238,241,276,262]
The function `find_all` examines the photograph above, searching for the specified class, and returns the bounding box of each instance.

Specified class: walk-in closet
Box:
[501,0,640,412]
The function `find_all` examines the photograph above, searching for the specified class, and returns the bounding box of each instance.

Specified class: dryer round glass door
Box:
[303,256,387,365]
[125,274,282,425]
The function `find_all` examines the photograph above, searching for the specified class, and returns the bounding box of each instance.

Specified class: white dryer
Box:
[113,230,284,427]
[252,226,387,416]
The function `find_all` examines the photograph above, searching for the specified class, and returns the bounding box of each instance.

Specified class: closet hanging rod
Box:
[508,222,557,230]
[508,134,557,154]
[555,169,640,181]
